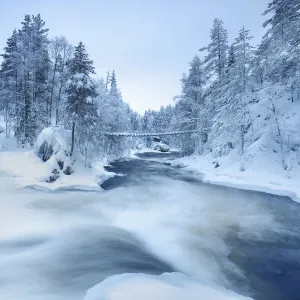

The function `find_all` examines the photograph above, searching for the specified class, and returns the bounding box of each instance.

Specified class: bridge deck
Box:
[104,129,198,137]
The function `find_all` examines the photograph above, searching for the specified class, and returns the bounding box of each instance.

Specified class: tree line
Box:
[1,0,300,168]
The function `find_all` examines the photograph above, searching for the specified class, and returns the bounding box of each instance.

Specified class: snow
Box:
[152,141,170,152]
[36,126,71,153]
[0,116,16,150]
[104,129,197,137]
[0,132,295,300]
[67,73,94,89]
[84,273,252,300]
[172,145,300,203]
[130,147,160,156]
[0,148,115,191]
[0,127,115,192]
[168,84,300,204]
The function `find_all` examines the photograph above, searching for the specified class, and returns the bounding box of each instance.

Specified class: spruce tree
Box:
[48,36,73,125]
[65,42,97,156]
[0,30,19,138]
[15,14,50,146]
[200,18,228,82]
[233,27,254,94]
[0,15,50,146]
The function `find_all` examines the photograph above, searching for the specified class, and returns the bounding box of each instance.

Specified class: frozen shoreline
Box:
[171,153,300,203]
[1,142,299,201]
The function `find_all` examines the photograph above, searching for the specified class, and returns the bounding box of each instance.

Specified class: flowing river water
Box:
[0,151,299,300]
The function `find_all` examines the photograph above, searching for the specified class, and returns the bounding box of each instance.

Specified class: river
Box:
[0,151,299,300]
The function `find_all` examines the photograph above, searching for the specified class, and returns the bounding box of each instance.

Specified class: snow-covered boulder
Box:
[36,127,74,182]
[152,142,170,152]
[37,126,71,161]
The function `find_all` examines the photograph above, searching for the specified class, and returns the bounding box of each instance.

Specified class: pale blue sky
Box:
[0,0,269,113]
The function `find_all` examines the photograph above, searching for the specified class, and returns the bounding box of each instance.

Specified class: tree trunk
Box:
[50,60,58,125]
[70,121,75,156]
[240,124,245,155]
[5,104,9,138]
[55,107,59,125]
[56,83,63,125]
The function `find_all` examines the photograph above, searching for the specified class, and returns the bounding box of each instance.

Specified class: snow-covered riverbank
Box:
[0,125,116,192]
[172,149,300,203]
[0,147,114,191]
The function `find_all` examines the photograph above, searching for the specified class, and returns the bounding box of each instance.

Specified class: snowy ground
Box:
[0,148,114,191]
[0,135,114,192]
[171,148,300,203]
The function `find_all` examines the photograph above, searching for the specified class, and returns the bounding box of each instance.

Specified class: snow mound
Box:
[36,126,74,180]
[152,142,170,152]
[84,272,252,300]
[0,148,114,191]
[37,126,71,158]
[0,126,115,191]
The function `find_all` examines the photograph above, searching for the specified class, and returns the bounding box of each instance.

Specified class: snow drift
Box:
[84,273,252,300]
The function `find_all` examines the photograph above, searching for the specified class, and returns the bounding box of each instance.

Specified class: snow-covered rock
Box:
[36,127,75,182]
[36,126,71,159]
[152,142,170,152]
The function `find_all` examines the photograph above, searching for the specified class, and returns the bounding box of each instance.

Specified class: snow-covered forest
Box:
[143,0,300,177]
[1,0,300,186]
[0,15,139,162]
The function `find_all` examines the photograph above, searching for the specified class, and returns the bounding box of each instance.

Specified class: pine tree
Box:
[105,71,111,88]
[0,30,19,138]
[0,15,50,146]
[263,0,300,46]
[183,56,206,106]
[65,42,97,156]
[233,27,254,94]
[14,14,50,146]
[174,55,207,154]
[30,14,50,127]
[227,44,236,69]
[212,27,254,155]
[257,0,300,85]
[49,36,73,125]
[109,70,118,97]
[200,18,228,82]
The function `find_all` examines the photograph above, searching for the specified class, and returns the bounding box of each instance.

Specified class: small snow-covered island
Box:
[0,1,300,300]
